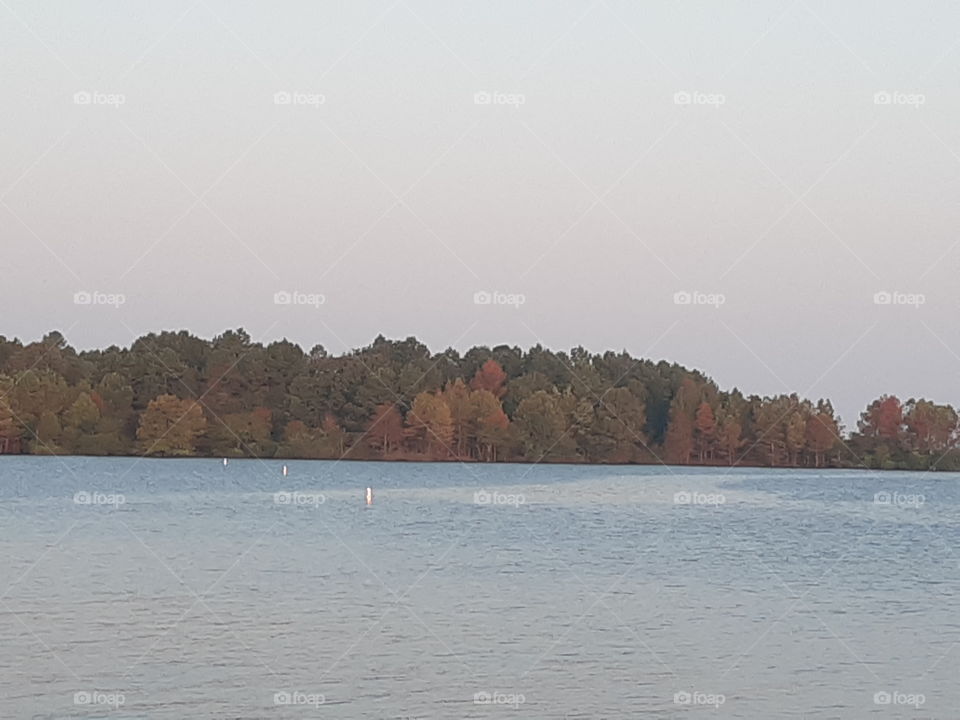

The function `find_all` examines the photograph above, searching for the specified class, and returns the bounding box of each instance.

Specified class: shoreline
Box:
[1,453,953,473]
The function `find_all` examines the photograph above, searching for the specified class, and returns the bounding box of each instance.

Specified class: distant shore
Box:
[1,330,956,473]
[3,453,955,473]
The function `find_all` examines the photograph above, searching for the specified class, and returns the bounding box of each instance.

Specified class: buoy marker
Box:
[365,487,373,505]
[282,465,288,477]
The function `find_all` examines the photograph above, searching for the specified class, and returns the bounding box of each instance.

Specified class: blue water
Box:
[0,457,956,718]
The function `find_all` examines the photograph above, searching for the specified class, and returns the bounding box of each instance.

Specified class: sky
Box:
[1,0,959,428]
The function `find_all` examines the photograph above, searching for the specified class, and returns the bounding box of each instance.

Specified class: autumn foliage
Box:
[0,330,956,470]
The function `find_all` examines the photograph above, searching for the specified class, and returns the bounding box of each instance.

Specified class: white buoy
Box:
[365,487,373,506]
[223,458,228,466]
[282,465,288,477]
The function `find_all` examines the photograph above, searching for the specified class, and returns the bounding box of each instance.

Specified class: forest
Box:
[0,329,956,471]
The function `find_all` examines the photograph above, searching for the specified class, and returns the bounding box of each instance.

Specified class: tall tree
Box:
[468,390,510,461]
[717,414,743,465]
[0,396,20,453]
[470,359,507,398]
[590,387,647,462]
[279,420,324,459]
[805,412,838,467]
[366,403,405,456]
[664,379,699,464]
[859,396,903,442]
[61,392,101,454]
[513,391,568,461]
[405,392,453,458]
[694,402,716,462]
[785,411,807,466]
[137,395,207,456]
[442,379,471,457]
[34,410,62,453]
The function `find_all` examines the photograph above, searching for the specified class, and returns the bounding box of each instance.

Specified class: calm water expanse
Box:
[0,457,956,718]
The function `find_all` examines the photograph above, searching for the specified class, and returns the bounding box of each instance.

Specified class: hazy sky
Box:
[2,0,960,427]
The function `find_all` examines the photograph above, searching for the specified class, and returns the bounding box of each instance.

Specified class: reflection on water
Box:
[0,457,957,718]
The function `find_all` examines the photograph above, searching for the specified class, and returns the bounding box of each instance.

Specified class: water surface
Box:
[0,457,955,718]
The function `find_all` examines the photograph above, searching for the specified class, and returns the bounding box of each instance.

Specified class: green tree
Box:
[217,407,275,457]
[785,411,807,466]
[0,395,20,453]
[717,414,743,465]
[278,420,325,459]
[137,395,207,456]
[589,387,647,462]
[514,391,568,461]
[752,396,792,466]
[61,392,101,454]
[405,392,453,458]
[33,410,62,453]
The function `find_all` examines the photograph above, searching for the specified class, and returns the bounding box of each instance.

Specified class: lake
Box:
[0,457,955,718]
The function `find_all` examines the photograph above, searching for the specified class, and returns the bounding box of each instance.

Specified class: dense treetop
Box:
[0,329,955,471]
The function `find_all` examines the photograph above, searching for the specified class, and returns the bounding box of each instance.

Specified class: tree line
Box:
[0,329,956,471]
